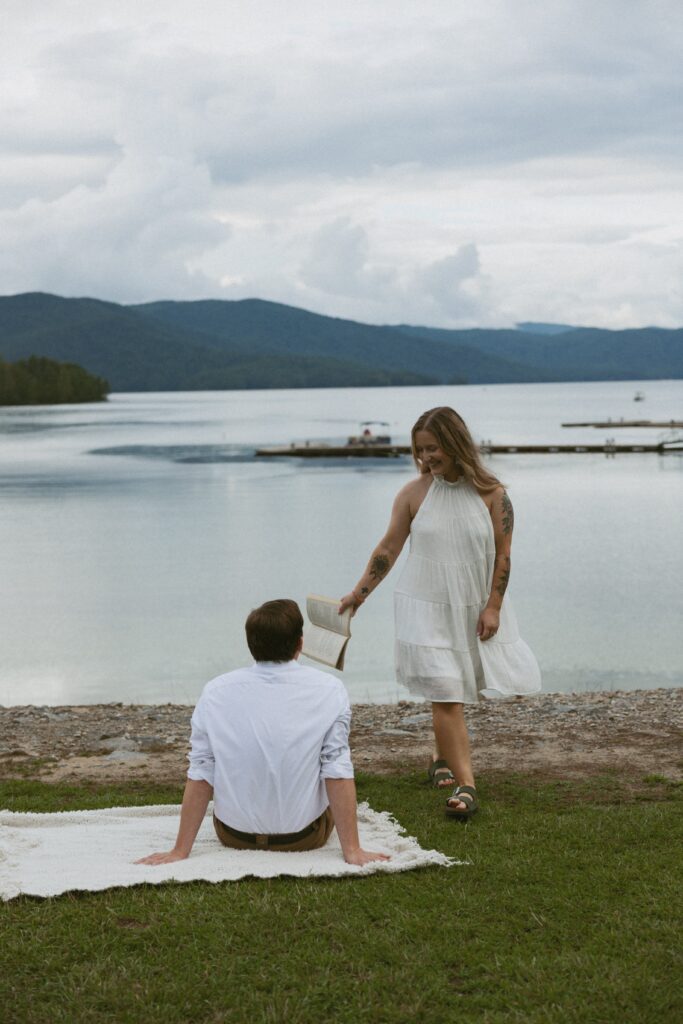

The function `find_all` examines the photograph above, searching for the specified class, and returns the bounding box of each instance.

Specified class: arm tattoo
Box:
[494,554,511,598]
[495,569,510,598]
[360,586,369,596]
[500,491,514,534]
[369,554,390,581]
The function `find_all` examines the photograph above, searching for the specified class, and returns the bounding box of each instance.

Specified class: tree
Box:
[0,355,109,406]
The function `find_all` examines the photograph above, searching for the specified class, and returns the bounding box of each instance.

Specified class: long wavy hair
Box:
[411,406,501,493]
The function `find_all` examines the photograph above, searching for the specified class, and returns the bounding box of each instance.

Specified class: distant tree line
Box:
[0,355,109,405]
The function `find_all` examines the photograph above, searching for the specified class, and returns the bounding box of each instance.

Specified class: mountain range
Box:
[0,292,680,391]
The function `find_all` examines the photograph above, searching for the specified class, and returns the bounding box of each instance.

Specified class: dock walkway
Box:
[562,419,683,428]
[255,441,682,458]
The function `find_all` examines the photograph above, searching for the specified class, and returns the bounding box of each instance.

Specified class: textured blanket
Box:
[0,801,457,900]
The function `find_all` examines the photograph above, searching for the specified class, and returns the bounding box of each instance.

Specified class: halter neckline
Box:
[433,473,464,488]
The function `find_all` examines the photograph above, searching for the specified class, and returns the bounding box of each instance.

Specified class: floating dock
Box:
[255,441,682,458]
[561,420,683,428]
[256,444,408,458]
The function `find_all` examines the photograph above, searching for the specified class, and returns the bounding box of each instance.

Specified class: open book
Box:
[302,594,352,670]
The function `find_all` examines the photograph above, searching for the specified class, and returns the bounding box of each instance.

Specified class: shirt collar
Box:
[253,660,301,672]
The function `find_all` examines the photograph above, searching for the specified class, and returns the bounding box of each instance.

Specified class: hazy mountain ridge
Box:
[0,293,432,390]
[396,323,683,381]
[0,292,680,392]
[132,298,546,384]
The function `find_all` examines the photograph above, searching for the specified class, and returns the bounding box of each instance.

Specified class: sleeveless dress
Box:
[394,475,541,703]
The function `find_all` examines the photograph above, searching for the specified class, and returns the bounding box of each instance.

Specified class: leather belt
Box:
[216,817,319,846]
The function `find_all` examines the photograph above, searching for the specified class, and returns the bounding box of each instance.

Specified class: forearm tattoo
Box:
[494,555,511,598]
[495,568,510,598]
[500,491,514,534]
[369,554,391,581]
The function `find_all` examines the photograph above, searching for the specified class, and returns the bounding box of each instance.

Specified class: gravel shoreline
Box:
[1,688,681,784]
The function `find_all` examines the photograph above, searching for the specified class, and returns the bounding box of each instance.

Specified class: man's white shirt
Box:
[187,660,354,834]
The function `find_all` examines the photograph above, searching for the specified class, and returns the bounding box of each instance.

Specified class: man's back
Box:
[188,660,352,834]
[137,599,388,867]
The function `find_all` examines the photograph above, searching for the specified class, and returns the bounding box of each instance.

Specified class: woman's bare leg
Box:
[432,702,475,810]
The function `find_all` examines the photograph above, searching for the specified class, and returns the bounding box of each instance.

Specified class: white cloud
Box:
[299,218,397,301]
[0,150,228,302]
[0,1,681,325]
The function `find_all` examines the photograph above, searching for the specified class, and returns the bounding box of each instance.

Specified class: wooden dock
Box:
[255,441,682,458]
[479,443,680,454]
[255,444,408,458]
[562,419,683,428]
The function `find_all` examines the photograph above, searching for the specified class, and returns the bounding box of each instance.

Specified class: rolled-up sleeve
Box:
[320,704,354,780]
[186,700,216,786]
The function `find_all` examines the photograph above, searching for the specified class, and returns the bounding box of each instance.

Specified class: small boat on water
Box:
[633,390,645,402]
[346,420,392,445]
[256,421,406,458]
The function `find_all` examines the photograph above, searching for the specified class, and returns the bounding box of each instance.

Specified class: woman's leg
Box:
[431,702,475,810]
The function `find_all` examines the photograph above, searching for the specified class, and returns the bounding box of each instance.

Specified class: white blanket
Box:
[0,801,458,900]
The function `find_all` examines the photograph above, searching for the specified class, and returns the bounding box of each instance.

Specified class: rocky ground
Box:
[1,688,681,785]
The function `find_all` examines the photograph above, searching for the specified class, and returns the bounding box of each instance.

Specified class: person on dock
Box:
[339,406,541,820]
[136,599,389,866]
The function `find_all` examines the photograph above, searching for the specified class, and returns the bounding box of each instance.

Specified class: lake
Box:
[0,379,681,706]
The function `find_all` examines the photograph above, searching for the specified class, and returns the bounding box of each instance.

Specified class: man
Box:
[137,599,389,867]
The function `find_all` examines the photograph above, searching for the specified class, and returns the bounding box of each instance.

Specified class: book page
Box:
[306,594,351,638]
[302,624,349,669]
[302,594,352,669]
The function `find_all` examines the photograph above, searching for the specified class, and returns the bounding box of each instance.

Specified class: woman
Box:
[339,406,541,819]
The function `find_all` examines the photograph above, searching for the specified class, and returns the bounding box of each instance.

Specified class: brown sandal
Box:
[445,785,479,821]
[427,758,456,789]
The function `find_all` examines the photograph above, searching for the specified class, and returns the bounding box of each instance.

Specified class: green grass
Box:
[1,772,681,1024]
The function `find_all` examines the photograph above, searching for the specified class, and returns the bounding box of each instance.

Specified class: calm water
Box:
[1,380,681,706]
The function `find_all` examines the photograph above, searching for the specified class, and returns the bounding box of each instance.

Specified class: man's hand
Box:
[325,777,391,865]
[135,849,189,866]
[134,778,212,866]
[343,847,390,866]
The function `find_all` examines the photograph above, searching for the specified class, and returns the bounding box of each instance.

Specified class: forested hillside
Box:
[0,291,680,392]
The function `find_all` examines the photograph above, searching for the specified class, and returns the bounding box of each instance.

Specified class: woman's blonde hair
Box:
[411,406,501,493]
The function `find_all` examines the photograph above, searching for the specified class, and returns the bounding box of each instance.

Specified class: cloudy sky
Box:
[2,0,682,327]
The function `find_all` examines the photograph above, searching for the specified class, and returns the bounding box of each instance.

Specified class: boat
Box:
[633,391,645,402]
[345,421,392,445]
[255,421,406,458]
[658,430,683,452]
[255,441,408,458]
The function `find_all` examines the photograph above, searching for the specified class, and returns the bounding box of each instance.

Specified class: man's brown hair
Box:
[245,599,304,663]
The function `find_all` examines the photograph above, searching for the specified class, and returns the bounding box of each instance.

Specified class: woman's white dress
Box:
[394,475,541,703]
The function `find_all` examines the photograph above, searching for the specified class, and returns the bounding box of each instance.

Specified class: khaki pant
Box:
[213,808,334,853]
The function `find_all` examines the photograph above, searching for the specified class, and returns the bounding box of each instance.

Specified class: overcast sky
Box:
[1,0,682,327]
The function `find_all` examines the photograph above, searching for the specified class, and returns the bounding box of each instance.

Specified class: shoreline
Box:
[1,687,681,784]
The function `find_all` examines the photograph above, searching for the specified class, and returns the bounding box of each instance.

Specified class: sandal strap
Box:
[428,759,453,778]
[448,786,477,805]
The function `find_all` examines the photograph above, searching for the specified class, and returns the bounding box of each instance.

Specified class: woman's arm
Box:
[338,482,416,614]
[477,486,514,641]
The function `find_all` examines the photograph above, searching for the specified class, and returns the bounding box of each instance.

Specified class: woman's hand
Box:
[477,607,500,642]
[338,592,364,617]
